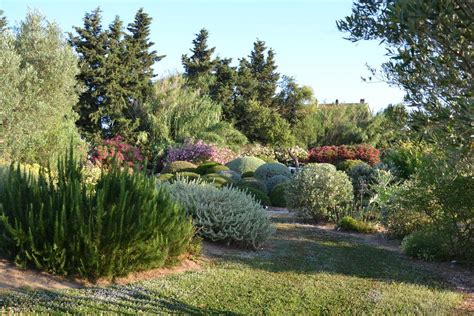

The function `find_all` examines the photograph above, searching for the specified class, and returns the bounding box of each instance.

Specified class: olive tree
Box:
[0,11,81,164]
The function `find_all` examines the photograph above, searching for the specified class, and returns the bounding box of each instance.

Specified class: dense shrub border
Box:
[307,144,380,165]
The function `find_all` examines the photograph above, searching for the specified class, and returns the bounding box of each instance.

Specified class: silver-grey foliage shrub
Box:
[164,179,274,248]
[287,163,353,221]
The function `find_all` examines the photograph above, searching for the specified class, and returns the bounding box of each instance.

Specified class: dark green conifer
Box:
[69,8,108,141]
[182,28,217,92]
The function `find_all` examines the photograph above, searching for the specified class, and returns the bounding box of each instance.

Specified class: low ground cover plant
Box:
[337,216,377,234]
[0,151,194,281]
[165,179,274,248]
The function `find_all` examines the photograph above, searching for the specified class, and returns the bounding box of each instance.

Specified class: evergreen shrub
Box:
[286,163,353,221]
[225,156,265,174]
[162,161,197,174]
[0,152,193,281]
[165,179,274,248]
[254,162,291,182]
[266,175,290,193]
[269,182,288,207]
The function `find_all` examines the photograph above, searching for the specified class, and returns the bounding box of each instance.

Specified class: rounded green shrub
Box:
[225,156,265,174]
[269,182,288,207]
[286,163,353,222]
[266,175,290,193]
[242,171,255,178]
[337,159,364,171]
[165,179,274,248]
[158,173,174,182]
[347,163,376,199]
[195,162,221,175]
[217,170,241,183]
[254,162,291,182]
[207,165,230,174]
[402,229,453,261]
[162,161,197,174]
[337,216,377,234]
[174,172,201,181]
[202,173,232,187]
[236,186,271,206]
[0,152,194,281]
[237,177,268,193]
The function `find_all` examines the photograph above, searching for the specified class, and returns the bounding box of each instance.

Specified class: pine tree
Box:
[69,8,108,141]
[0,10,7,32]
[182,28,217,92]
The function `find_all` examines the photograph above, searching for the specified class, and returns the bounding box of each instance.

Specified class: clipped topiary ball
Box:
[225,156,266,175]
[207,165,230,174]
[241,171,255,178]
[157,173,174,182]
[254,162,291,182]
[266,175,290,193]
[202,173,232,187]
[162,161,197,174]
[237,177,268,193]
[269,182,288,207]
[195,162,221,175]
[173,172,201,181]
[217,170,241,183]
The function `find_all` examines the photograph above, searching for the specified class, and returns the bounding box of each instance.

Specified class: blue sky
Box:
[1,0,405,111]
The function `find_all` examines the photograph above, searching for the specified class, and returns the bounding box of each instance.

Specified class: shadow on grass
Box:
[213,223,448,290]
[0,286,239,315]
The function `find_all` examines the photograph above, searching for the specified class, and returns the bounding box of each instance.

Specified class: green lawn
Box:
[0,213,464,314]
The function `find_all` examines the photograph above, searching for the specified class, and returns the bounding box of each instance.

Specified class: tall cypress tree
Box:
[69,8,108,141]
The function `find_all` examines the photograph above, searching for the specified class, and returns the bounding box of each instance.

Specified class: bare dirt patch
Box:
[0,259,81,291]
[0,257,203,290]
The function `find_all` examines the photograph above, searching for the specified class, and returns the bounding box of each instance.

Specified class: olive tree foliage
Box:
[0,11,81,164]
[337,0,473,151]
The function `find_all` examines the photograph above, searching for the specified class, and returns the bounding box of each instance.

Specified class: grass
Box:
[0,214,464,314]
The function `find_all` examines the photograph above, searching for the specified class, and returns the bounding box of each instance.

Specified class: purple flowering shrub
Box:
[166,140,235,165]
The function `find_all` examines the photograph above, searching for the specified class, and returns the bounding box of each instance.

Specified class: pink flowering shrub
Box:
[307,144,380,165]
[91,135,144,169]
[166,140,235,165]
